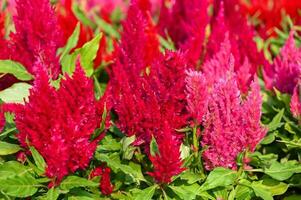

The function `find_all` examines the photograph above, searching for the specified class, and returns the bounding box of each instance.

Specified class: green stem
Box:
[192,125,198,158]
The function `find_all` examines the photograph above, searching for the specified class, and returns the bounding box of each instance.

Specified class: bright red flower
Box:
[0,11,5,39]
[263,31,301,94]
[0,0,63,79]
[148,122,185,184]
[158,0,209,65]
[240,0,301,38]
[57,0,94,49]
[8,63,104,184]
[201,75,266,170]
[109,0,185,183]
[90,166,114,196]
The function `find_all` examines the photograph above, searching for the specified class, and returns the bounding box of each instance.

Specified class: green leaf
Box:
[95,153,146,183]
[199,167,238,191]
[94,15,120,38]
[267,109,284,132]
[78,33,102,76]
[264,160,301,181]
[40,187,60,200]
[29,146,46,175]
[256,177,289,196]
[61,51,78,75]
[59,23,80,62]
[97,135,121,152]
[0,83,32,104]
[261,132,276,145]
[179,170,206,184]
[150,136,159,157]
[170,184,214,200]
[133,185,157,200]
[59,176,98,191]
[0,141,21,155]
[0,161,38,197]
[284,195,301,200]
[72,2,95,28]
[251,182,273,200]
[0,60,33,81]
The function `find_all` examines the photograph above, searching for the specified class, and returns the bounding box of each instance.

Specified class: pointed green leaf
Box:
[0,141,21,155]
[59,176,98,191]
[59,23,80,61]
[29,146,46,175]
[150,136,160,157]
[78,33,102,76]
[0,60,33,81]
[199,167,238,191]
[133,185,157,200]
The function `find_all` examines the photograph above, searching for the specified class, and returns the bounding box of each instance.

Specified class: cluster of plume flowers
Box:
[109,0,186,183]
[0,0,292,192]
[6,64,105,185]
[262,31,301,120]
[186,36,267,169]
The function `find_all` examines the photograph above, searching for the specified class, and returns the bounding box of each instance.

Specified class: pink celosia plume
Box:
[290,81,301,119]
[264,31,301,94]
[201,75,266,170]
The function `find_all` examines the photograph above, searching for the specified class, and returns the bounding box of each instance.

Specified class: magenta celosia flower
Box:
[8,62,104,184]
[201,75,266,170]
[290,82,301,119]
[148,122,184,184]
[206,0,267,92]
[158,0,209,65]
[185,69,209,125]
[90,166,114,196]
[203,33,257,93]
[0,0,63,79]
[202,34,235,87]
[264,31,301,94]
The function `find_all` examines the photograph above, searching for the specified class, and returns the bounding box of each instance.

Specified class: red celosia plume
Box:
[0,0,63,79]
[158,0,209,65]
[90,166,114,195]
[8,63,104,184]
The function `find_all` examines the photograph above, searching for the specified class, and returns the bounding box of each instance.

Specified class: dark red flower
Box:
[8,62,104,184]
